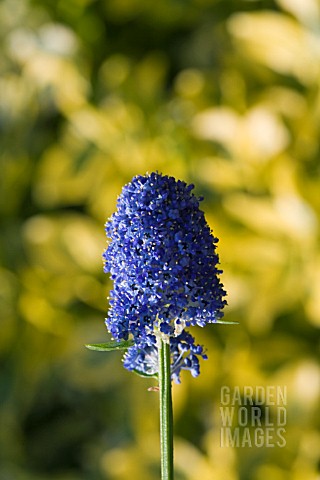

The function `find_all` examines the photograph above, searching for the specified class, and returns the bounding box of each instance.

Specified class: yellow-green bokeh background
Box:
[1,0,319,478]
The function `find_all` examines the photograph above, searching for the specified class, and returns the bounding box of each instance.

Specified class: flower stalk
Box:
[158,338,174,480]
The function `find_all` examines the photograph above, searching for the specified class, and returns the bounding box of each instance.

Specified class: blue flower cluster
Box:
[103,172,226,382]
[123,331,208,384]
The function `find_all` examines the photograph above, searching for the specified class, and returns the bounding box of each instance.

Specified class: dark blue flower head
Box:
[103,172,227,381]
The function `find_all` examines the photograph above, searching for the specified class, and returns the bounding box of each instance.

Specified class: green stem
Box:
[158,338,174,480]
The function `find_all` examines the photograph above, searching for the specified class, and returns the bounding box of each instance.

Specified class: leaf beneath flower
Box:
[133,369,158,379]
[216,320,239,324]
[85,340,134,351]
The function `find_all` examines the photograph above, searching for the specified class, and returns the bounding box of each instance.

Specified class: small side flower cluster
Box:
[103,172,226,383]
[123,330,208,384]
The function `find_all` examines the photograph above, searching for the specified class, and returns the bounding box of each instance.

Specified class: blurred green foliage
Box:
[1,0,320,479]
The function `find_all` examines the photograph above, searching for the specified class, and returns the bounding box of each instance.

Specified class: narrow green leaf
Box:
[216,320,239,325]
[133,369,158,379]
[85,340,134,352]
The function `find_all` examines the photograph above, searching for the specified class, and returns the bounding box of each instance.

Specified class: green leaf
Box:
[133,369,158,379]
[85,340,134,352]
[216,320,239,325]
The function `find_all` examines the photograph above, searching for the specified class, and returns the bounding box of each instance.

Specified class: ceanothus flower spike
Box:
[103,172,227,382]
